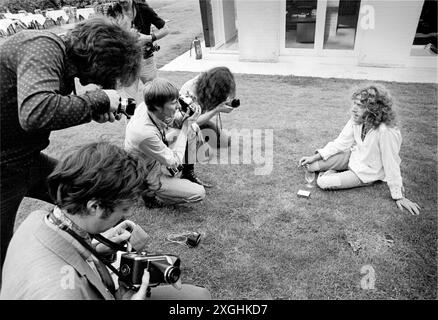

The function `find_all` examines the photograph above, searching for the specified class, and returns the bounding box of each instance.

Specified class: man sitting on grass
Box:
[124,78,208,206]
[0,142,211,300]
[299,84,421,215]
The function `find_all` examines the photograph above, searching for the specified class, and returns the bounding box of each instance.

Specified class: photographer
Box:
[0,142,211,300]
[180,66,238,150]
[108,0,169,88]
[124,78,208,206]
[178,67,238,186]
[0,17,143,273]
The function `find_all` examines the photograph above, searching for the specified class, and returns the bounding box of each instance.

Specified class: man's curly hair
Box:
[195,66,236,112]
[47,141,149,217]
[65,17,142,88]
[352,84,396,129]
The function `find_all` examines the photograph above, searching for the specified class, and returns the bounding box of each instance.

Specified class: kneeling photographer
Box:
[180,66,239,150]
[124,78,210,206]
[0,142,210,300]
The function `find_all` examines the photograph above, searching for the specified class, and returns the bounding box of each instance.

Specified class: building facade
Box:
[199,0,437,69]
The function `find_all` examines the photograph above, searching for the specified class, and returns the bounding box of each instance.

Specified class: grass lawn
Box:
[16,73,437,300]
[10,0,437,300]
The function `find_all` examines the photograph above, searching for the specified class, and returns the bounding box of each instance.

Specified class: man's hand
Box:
[117,271,150,300]
[95,90,122,123]
[102,89,120,113]
[187,102,201,123]
[396,197,421,215]
[299,155,316,167]
[93,112,119,123]
[137,32,153,45]
[94,220,136,254]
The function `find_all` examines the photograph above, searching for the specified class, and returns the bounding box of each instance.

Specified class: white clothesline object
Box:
[3,13,26,20]
[76,8,95,20]
[0,19,17,33]
[16,14,47,27]
[45,10,69,22]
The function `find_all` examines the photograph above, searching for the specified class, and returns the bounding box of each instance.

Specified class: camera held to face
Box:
[178,95,197,117]
[119,252,181,288]
[230,98,240,108]
[117,98,136,119]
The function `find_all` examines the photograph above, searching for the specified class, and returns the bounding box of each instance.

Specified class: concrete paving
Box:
[160,42,438,84]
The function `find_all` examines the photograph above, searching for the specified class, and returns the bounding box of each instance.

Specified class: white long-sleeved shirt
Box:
[317,118,403,199]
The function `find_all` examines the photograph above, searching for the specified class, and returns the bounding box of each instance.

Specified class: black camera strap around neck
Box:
[48,212,135,293]
[148,112,169,147]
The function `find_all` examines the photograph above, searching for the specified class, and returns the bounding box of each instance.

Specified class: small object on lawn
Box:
[167,231,202,248]
[385,234,394,245]
[297,189,311,198]
[348,240,362,253]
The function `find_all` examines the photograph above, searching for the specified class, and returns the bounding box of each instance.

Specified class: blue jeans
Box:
[1,153,57,271]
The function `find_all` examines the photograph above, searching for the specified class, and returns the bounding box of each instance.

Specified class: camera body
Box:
[167,164,184,177]
[119,252,181,287]
[230,98,240,108]
[178,95,196,117]
[144,42,160,56]
[117,98,136,119]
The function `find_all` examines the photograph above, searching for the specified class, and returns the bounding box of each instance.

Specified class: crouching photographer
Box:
[0,142,210,300]
[124,78,211,206]
[108,0,169,85]
[179,66,239,150]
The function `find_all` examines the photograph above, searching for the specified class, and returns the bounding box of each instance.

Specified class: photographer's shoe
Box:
[181,164,214,188]
[182,173,214,188]
[142,194,164,208]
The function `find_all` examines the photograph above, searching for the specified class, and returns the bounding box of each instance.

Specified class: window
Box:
[285,0,318,49]
[411,0,437,56]
[323,0,361,50]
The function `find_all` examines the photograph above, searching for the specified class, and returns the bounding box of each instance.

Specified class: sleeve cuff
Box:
[86,90,111,115]
[316,149,328,161]
[389,186,403,200]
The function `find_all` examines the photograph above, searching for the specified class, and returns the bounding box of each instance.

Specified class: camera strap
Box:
[48,211,136,293]
[148,113,169,147]
[216,113,223,143]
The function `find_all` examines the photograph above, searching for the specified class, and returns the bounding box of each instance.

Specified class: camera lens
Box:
[126,99,136,116]
[231,98,240,108]
[164,266,181,284]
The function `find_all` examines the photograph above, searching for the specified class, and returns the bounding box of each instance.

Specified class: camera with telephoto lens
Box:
[117,98,136,119]
[119,252,181,288]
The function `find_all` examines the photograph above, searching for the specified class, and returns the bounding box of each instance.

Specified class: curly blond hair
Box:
[352,84,396,129]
